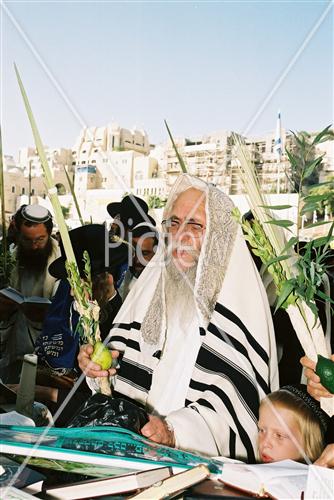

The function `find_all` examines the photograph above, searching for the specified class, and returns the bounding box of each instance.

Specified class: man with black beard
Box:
[0,204,60,382]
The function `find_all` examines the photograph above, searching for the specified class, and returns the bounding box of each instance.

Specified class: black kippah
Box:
[281,384,330,435]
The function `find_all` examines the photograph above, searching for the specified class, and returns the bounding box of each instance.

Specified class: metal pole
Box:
[276,158,280,194]
[28,159,32,203]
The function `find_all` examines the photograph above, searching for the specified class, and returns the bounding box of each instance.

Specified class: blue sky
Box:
[2,1,333,157]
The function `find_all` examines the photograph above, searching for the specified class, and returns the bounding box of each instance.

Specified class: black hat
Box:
[49,224,129,279]
[281,384,330,435]
[131,222,159,240]
[107,195,156,230]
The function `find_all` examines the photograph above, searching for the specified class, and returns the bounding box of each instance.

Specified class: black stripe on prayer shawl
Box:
[229,428,236,459]
[207,323,270,395]
[194,345,260,418]
[108,335,127,345]
[117,375,150,394]
[196,386,255,462]
[124,338,141,352]
[118,357,153,392]
[190,390,256,462]
[110,321,142,331]
[214,302,269,364]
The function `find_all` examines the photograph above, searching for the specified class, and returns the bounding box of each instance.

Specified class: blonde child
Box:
[258,385,329,463]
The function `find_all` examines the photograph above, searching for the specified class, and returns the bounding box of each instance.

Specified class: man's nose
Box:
[176,228,192,243]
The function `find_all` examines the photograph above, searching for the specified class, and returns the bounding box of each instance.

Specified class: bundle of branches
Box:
[66,252,112,395]
[15,65,112,395]
[232,127,334,415]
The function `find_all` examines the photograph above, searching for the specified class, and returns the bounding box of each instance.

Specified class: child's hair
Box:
[260,384,329,462]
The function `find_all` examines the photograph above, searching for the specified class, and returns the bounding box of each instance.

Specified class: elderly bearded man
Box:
[78,175,278,461]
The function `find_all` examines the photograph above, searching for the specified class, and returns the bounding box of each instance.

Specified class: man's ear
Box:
[107,273,114,286]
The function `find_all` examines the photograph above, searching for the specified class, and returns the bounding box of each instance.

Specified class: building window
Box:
[31,189,35,195]
[22,187,25,194]
[11,186,15,193]
[72,161,76,165]
[82,150,86,154]
[91,160,96,164]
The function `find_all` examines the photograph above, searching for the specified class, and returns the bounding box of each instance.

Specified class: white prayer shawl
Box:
[106,175,279,461]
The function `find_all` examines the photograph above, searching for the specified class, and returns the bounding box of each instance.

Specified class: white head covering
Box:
[137,175,237,345]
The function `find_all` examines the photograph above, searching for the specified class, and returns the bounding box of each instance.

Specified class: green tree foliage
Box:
[147,195,167,209]
[308,176,334,217]
[287,127,334,193]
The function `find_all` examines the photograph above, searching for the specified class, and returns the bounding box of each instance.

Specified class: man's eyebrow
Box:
[187,217,201,223]
[169,216,202,223]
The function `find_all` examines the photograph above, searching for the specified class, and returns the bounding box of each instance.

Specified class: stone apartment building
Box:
[162,129,296,195]
[3,124,333,224]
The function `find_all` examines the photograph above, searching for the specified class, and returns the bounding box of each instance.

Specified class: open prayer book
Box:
[219,459,308,499]
[0,287,51,305]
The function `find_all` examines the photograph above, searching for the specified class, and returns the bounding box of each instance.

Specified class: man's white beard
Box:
[165,258,198,328]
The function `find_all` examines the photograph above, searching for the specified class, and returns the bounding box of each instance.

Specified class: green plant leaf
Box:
[306,220,332,228]
[303,157,323,180]
[259,204,292,210]
[317,289,334,306]
[312,125,333,145]
[281,236,298,254]
[303,194,330,203]
[285,149,299,167]
[275,281,295,312]
[14,63,77,265]
[263,254,291,272]
[301,204,318,215]
[311,236,330,248]
[322,221,334,252]
[164,120,188,174]
[264,219,294,228]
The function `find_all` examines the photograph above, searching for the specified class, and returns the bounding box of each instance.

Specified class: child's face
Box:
[258,403,304,463]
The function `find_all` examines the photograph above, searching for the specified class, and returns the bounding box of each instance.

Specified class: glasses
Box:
[20,235,48,246]
[162,218,205,238]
